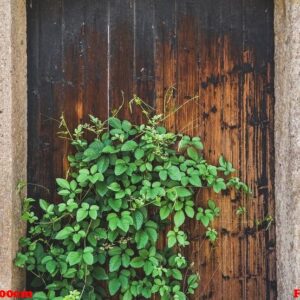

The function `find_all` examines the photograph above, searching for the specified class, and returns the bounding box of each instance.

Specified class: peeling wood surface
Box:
[27,0,276,299]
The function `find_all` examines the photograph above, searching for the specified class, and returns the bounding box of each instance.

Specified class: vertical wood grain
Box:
[133,0,155,122]
[27,0,63,202]
[27,0,275,298]
[109,0,134,120]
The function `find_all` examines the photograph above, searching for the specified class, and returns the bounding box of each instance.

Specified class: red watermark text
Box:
[0,290,32,298]
[294,289,300,298]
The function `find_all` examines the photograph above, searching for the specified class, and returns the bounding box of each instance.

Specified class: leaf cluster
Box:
[15,115,249,299]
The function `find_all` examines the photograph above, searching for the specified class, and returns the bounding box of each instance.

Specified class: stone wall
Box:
[274,0,300,298]
[0,0,27,290]
[0,0,299,297]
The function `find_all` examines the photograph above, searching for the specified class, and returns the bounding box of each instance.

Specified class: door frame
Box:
[0,0,299,298]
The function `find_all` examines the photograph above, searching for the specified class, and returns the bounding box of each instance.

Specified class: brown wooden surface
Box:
[27,0,276,299]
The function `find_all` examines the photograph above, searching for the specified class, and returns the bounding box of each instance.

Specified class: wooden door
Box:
[27,0,276,299]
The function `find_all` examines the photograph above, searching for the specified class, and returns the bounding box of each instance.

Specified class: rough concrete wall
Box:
[275,0,300,298]
[0,0,27,289]
[0,0,298,296]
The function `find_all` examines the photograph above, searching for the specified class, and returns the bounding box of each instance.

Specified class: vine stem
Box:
[79,264,88,300]
[29,270,46,286]
[80,220,93,299]
[38,213,71,225]
[182,267,190,293]
[160,96,200,122]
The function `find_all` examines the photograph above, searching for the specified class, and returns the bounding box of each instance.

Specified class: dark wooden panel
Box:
[153,0,177,131]
[133,0,155,122]
[109,0,134,120]
[27,0,64,201]
[151,1,275,299]
[153,0,178,256]
[27,0,275,299]
[28,0,109,202]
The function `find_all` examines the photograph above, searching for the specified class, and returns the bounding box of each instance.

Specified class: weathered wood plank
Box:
[153,0,178,256]
[133,0,155,122]
[153,0,177,132]
[27,0,64,201]
[109,0,134,120]
[28,0,109,202]
[27,0,275,298]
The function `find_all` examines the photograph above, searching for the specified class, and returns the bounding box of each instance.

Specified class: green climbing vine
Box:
[15,97,250,300]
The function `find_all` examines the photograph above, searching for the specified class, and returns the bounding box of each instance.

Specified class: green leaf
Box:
[175,186,192,197]
[56,178,70,189]
[15,253,27,267]
[146,227,158,243]
[115,163,127,176]
[159,170,168,181]
[187,147,199,161]
[109,278,121,296]
[192,137,204,150]
[144,260,154,276]
[160,206,171,220]
[73,233,81,244]
[109,255,121,272]
[122,120,132,132]
[208,199,216,209]
[89,209,98,220]
[213,179,226,193]
[93,267,108,280]
[168,166,182,181]
[90,164,98,175]
[77,173,88,183]
[174,210,185,227]
[121,140,138,151]
[123,290,133,300]
[102,145,116,153]
[32,292,47,300]
[176,291,187,300]
[107,213,118,231]
[108,198,122,212]
[115,190,125,199]
[122,254,131,267]
[83,252,94,265]
[55,226,74,240]
[76,208,89,222]
[90,172,104,183]
[97,156,110,173]
[109,247,122,256]
[109,117,122,129]
[134,148,144,159]
[96,181,108,196]
[189,175,202,187]
[167,189,178,201]
[66,251,82,266]
[39,199,49,211]
[83,148,100,161]
[118,218,130,232]
[41,256,52,264]
[118,212,133,232]
[185,206,195,218]
[130,257,144,268]
[167,235,177,248]
[63,268,77,278]
[131,175,142,184]
[133,210,144,230]
[172,269,183,280]
[46,260,56,274]
[58,189,70,196]
[135,231,149,249]
[219,155,226,167]
[108,182,121,192]
[200,215,210,227]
